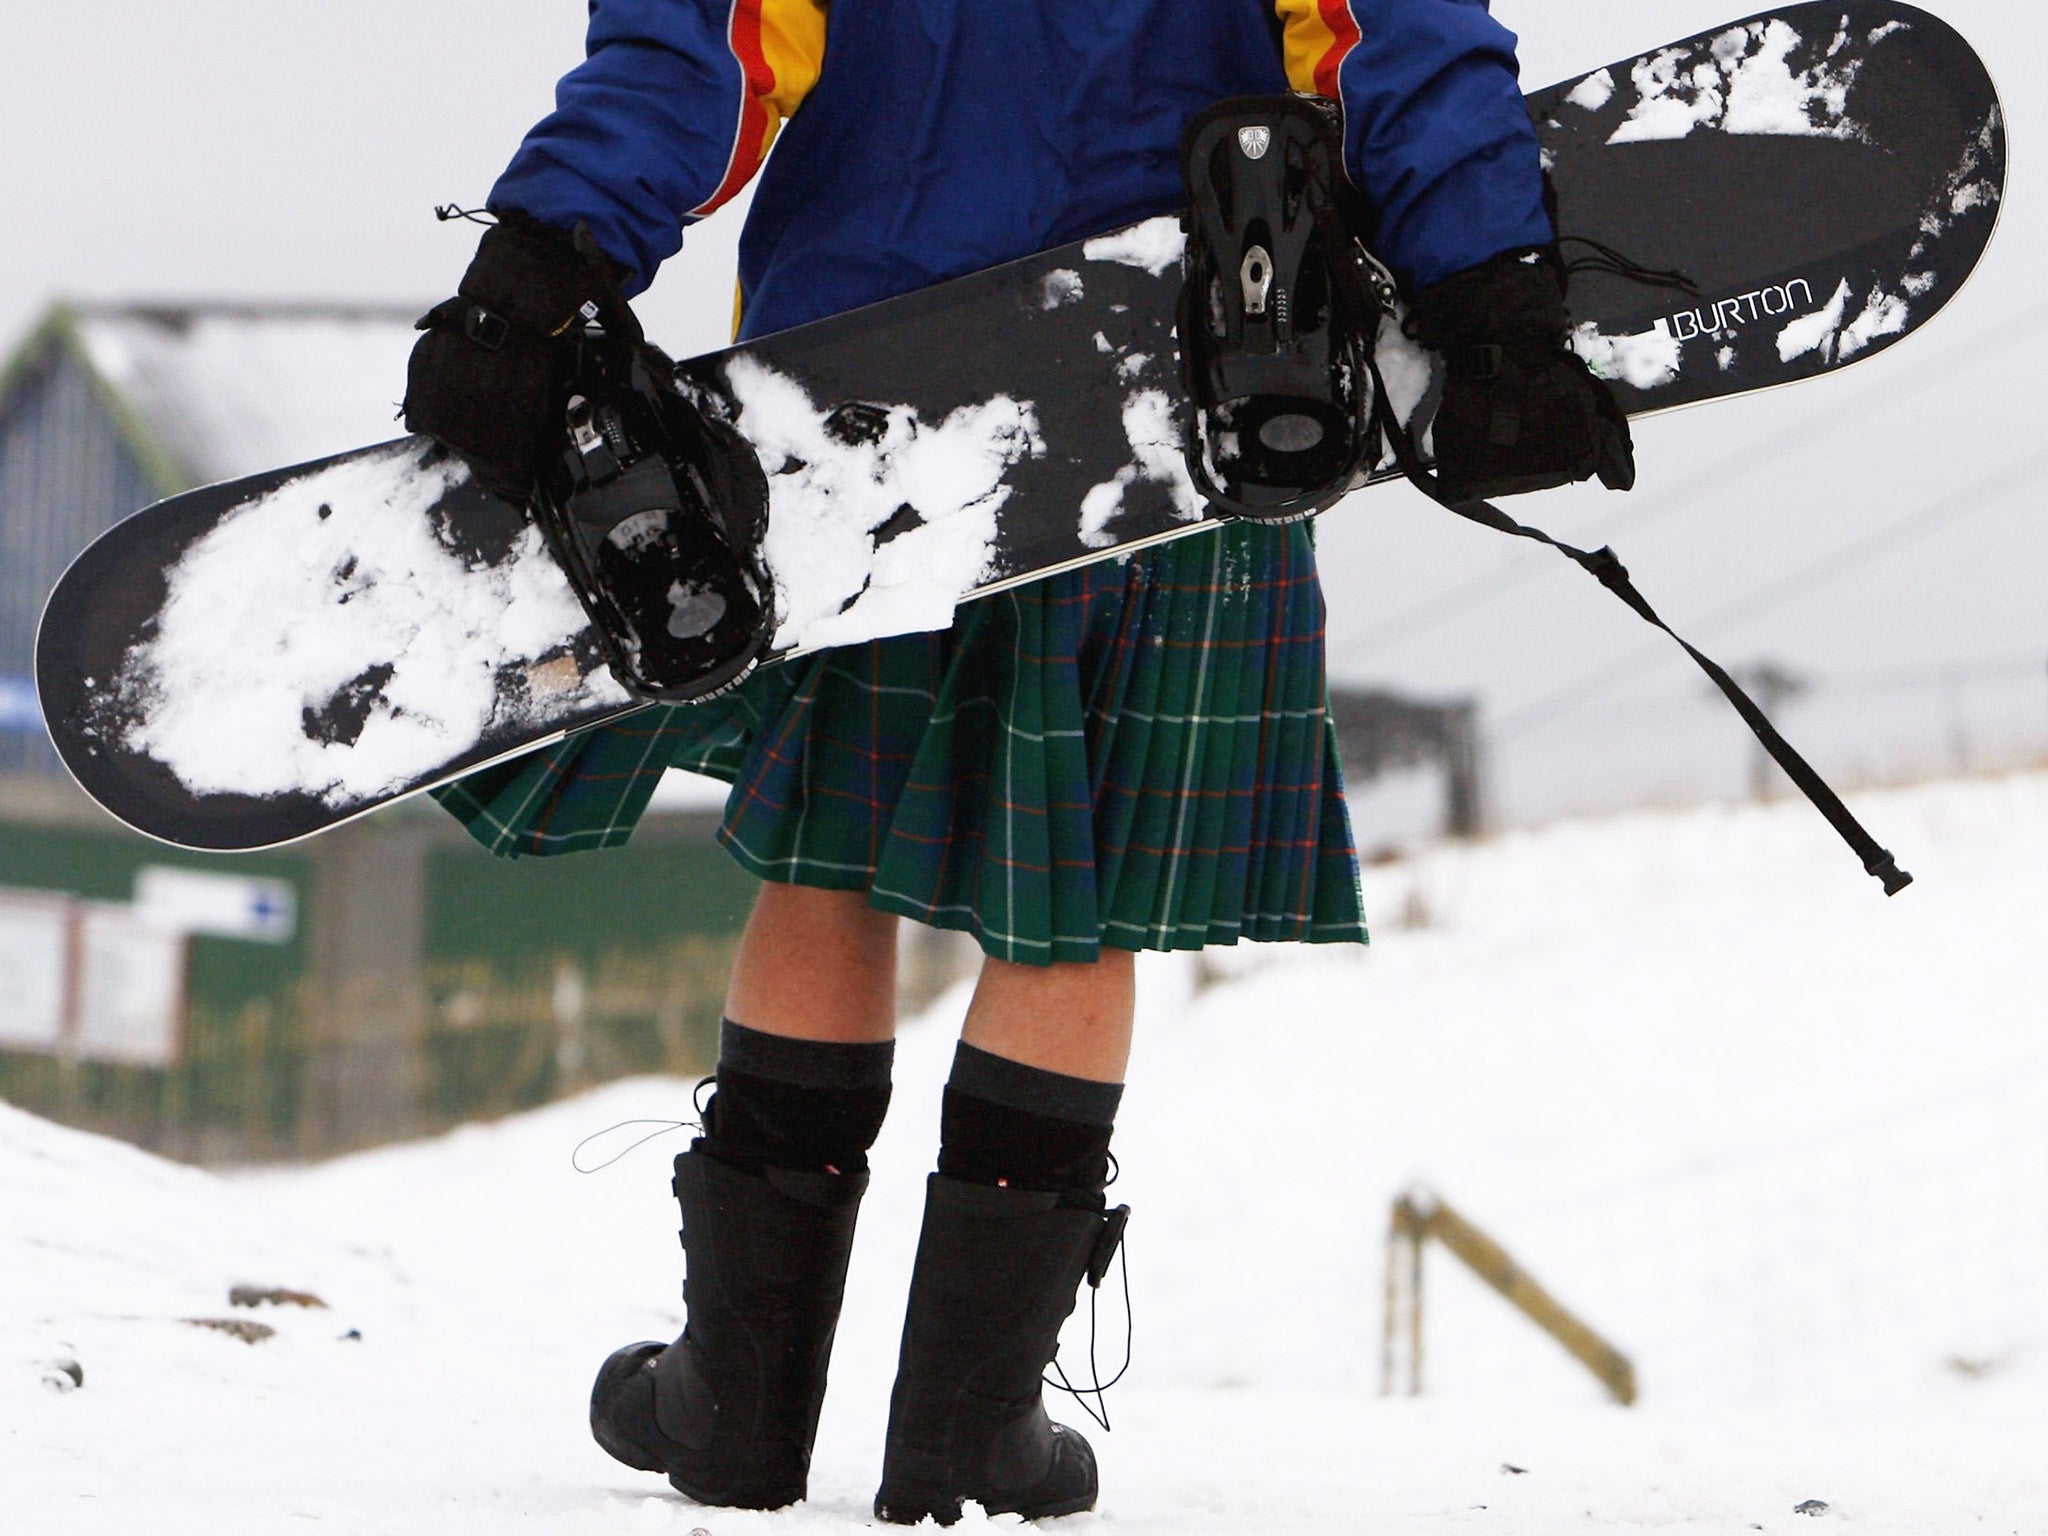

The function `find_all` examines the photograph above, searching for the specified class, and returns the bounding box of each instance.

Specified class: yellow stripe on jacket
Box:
[1273,0,1362,98]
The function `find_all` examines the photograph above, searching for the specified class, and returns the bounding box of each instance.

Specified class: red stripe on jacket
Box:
[692,1,776,216]
[1313,0,1362,98]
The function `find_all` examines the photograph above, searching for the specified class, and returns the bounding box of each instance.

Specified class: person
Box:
[402,0,1631,1523]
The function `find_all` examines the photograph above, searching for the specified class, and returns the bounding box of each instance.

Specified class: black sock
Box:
[938,1041,1123,1195]
[702,1018,894,1174]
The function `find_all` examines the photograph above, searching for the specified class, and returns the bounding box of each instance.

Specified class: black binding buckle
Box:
[529,328,775,704]
[1177,94,1384,522]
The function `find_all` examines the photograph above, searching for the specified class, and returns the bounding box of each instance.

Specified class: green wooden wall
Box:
[0,808,756,1160]
[0,820,312,1151]
[416,830,756,1124]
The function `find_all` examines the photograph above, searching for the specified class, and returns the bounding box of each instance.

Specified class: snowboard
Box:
[37,1,2004,852]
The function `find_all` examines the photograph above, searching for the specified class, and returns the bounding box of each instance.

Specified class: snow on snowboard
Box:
[37,2,2004,851]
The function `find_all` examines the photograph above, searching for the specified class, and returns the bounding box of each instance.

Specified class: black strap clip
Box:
[463,304,511,352]
[1088,1204,1131,1289]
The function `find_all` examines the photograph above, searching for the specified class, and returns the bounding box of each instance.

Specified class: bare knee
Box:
[726,883,899,1042]
[751,882,897,948]
[961,949,1135,1082]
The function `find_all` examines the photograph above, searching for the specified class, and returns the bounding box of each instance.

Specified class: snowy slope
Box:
[6,769,2047,1533]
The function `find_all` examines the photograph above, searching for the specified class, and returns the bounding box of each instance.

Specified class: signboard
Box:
[134,866,296,944]
[0,869,292,1068]
[0,889,188,1068]
[0,673,41,734]
[0,894,68,1050]
[74,903,186,1068]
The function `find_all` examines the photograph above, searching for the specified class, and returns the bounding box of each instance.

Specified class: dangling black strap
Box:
[1292,141,1906,895]
[1357,345,1911,895]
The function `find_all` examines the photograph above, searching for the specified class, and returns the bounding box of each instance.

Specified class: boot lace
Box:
[1044,1235,1133,1432]
[1044,1152,1133,1432]
[567,1075,711,1173]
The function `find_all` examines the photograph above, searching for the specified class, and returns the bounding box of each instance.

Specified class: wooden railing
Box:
[1381,1187,1637,1406]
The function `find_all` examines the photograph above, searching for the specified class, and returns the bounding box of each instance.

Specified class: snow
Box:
[1373,310,1438,434]
[8,767,2048,1533]
[1837,289,1911,360]
[1572,319,1684,389]
[1082,219,1185,278]
[110,440,627,806]
[1607,20,1866,145]
[1565,68,1617,113]
[1775,278,1915,369]
[722,355,1045,654]
[1076,389,1201,549]
[1039,270,1085,310]
[1776,278,1854,363]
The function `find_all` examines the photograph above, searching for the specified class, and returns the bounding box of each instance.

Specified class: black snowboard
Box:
[37,2,2004,851]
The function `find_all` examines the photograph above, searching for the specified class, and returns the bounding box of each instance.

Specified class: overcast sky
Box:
[5,0,2043,829]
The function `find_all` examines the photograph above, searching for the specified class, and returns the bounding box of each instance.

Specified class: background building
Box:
[0,300,426,777]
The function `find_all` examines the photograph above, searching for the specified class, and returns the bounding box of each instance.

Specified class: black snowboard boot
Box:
[589,1144,867,1509]
[873,1174,1127,1526]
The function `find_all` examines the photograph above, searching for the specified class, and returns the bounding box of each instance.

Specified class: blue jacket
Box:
[491,0,1549,341]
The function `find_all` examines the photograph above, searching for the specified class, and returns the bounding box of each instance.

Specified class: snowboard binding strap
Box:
[1177,95,1384,522]
[531,286,774,705]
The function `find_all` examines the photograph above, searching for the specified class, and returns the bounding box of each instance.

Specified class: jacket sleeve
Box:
[487,0,829,293]
[1272,0,1551,289]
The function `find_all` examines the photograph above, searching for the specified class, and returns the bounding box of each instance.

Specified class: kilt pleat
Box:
[433,521,1367,964]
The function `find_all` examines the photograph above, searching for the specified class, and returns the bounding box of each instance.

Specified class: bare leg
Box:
[724,883,900,1043]
[959,950,1135,1082]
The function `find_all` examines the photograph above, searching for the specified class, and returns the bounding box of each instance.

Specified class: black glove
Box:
[1406,247,1634,502]
[403,211,634,505]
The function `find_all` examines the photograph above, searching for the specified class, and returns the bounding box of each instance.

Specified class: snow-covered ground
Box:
[7,769,2047,1533]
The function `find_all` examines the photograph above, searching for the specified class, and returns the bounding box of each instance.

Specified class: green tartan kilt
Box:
[434,520,1367,964]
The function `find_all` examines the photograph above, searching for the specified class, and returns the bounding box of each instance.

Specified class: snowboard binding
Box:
[1177,94,1394,522]
[532,298,774,704]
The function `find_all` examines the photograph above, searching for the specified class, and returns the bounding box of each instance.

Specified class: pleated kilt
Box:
[433,520,1367,964]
